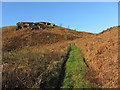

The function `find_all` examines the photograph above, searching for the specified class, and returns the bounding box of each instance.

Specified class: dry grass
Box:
[3,43,70,88]
[2,25,120,88]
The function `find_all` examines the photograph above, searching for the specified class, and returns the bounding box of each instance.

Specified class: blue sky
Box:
[2,2,118,33]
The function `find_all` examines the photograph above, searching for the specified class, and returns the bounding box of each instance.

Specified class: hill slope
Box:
[2,25,120,88]
[2,26,95,51]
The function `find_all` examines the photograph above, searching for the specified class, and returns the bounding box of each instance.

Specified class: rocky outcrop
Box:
[15,22,55,30]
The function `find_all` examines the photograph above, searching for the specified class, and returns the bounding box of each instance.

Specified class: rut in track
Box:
[56,45,71,89]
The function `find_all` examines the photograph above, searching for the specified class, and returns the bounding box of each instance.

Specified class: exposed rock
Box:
[15,22,56,31]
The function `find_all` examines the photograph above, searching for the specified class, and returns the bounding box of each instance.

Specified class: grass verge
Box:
[62,44,91,88]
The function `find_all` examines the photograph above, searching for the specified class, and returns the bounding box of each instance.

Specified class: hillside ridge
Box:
[2,24,120,88]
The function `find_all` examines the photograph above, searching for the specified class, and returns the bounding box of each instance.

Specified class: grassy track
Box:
[62,44,91,88]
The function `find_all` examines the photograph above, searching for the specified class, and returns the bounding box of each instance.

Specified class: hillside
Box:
[2,24,120,88]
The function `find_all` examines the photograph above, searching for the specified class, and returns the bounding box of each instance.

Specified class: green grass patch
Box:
[62,44,91,88]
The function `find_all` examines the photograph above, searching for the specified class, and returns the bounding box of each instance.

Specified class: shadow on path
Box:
[55,46,71,89]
